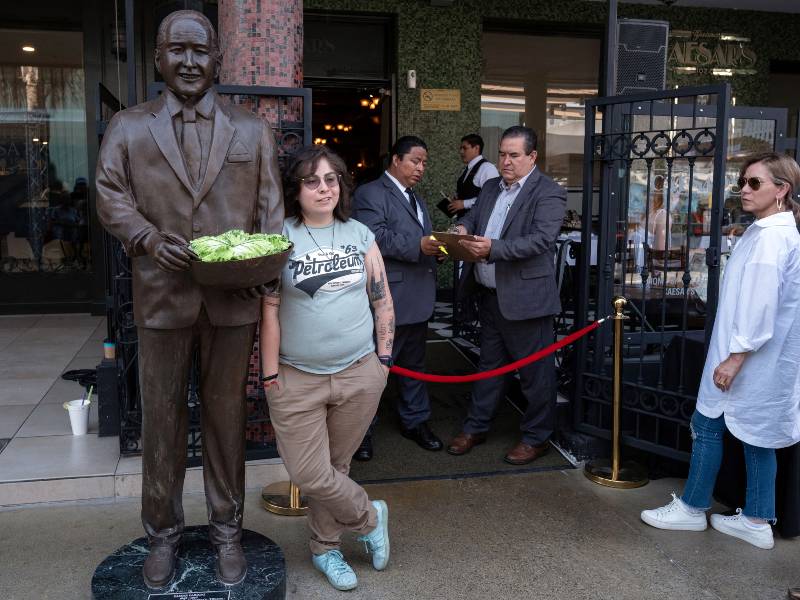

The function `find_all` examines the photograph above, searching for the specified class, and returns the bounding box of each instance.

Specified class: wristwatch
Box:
[377,355,393,368]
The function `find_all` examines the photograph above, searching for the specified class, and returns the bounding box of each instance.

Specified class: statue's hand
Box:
[231,279,279,300]
[143,232,197,272]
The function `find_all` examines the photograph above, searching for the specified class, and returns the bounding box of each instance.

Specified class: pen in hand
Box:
[429,234,448,255]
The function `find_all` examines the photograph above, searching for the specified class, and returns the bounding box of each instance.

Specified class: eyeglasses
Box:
[299,172,340,191]
[736,176,785,191]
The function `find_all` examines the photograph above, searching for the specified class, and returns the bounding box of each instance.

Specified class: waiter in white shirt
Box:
[448,134,499,218]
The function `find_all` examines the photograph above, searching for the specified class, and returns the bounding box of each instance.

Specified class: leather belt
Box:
[477,284,497,295]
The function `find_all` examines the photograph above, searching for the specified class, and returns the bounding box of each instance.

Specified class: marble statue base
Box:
[92,525,286,600]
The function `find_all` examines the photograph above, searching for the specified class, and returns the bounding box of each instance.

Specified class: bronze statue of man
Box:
[95,10,283,589]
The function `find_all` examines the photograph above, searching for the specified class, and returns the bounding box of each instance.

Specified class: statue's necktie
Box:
[405,187,419,220]
[182,106,202,186]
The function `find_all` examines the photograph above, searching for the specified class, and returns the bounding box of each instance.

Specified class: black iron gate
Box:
[99,84,311,461]
[574,84,734,461]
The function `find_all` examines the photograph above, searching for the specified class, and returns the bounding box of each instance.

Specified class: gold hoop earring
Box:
[777,196,784,211]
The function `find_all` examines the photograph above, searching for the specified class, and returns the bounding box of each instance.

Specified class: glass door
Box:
[0,28,93,310]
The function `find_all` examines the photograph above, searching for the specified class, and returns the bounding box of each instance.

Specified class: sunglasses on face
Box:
[299,172,340,191]
[736,176,785,191]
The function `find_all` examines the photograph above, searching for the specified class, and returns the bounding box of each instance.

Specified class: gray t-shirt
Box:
[278,216,376,374]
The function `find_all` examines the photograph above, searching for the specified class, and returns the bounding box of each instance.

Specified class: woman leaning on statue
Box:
[259,145,393,591]
[641,152,800,550]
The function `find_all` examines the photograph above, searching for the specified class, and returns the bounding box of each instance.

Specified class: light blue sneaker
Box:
[357,499,390,570]
[311,549,357,591]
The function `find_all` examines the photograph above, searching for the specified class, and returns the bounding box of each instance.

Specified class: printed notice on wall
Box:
[420,89,461,111]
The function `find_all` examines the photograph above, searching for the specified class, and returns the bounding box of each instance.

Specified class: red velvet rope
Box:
[389,318,606,383]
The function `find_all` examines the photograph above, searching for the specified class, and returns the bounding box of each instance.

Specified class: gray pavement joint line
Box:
[0,315,41,354]
[33,323,97,409]
[4,404,35,442]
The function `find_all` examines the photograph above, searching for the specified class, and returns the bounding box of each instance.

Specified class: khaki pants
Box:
[268,352,387,555]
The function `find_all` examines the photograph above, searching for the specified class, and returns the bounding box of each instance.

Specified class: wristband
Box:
[377,355,393,368]
[260,373,278,383]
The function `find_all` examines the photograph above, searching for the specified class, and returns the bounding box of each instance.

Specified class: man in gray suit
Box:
[352,136,444,459]
[446,126,566,465]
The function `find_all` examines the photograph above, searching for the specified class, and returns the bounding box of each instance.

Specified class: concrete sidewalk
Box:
[0,468,796,599]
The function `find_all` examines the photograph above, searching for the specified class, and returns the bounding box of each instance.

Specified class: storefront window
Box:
[480,31,600,189]
[0,29,90,274]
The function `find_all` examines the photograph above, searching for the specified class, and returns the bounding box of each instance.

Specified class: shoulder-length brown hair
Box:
[283,145,353,223]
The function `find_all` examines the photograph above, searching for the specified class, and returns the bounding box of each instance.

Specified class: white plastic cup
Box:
[63,399,91,436]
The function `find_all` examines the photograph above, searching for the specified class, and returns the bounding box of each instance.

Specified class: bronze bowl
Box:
[189,244,293,290]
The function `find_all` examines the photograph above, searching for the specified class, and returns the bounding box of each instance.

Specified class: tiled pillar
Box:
[218,0,303,125]
[217,0,303,446]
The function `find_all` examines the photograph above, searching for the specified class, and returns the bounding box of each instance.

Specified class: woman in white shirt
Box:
[641,153,800,550]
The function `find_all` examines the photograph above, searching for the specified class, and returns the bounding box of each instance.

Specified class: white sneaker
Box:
[640,493,708,531]
[312,549,358,591]
[710,509,774,549]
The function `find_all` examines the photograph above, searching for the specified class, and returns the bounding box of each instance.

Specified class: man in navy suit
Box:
[352,136,444,459]
[446,126,566,465]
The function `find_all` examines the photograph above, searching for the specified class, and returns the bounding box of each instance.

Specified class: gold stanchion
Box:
[584,296,649,489]
[261,480,309,516]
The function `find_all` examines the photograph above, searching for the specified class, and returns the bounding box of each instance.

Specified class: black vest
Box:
[456,158,488,216]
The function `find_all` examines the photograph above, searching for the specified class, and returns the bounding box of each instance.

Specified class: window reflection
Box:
[0,30,90,273]
[480,32,601,191]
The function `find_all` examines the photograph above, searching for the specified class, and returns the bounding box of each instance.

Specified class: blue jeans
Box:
[681,410,777,522]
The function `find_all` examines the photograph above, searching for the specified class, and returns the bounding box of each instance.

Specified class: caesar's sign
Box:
[668,30,757,75]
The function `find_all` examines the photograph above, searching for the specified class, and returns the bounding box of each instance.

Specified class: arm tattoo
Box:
[384,317,394,353]
[369,258,387,302]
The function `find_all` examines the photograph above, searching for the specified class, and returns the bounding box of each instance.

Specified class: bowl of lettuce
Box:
[189,229,292,290]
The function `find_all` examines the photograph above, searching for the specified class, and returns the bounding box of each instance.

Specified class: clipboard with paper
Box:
[430,231,480,262]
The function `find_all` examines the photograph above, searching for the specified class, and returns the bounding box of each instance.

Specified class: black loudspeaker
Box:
[616,19,669,95]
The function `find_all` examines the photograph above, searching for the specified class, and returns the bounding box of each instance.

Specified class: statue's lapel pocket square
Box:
[226,139,252,163]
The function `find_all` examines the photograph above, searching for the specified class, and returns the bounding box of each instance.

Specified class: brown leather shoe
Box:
[446,431,487,456]
[504,441,549,465]
[215,542,247,585]
[142,542,179,590]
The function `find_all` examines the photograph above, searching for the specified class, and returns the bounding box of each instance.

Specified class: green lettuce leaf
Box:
[189,230,291,262]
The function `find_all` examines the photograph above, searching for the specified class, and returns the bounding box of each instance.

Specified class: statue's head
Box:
[155,10,221,99]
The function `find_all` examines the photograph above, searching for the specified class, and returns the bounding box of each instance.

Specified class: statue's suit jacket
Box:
[458,168,566,321]
[352,173,436,326]
[95,89,283,329]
